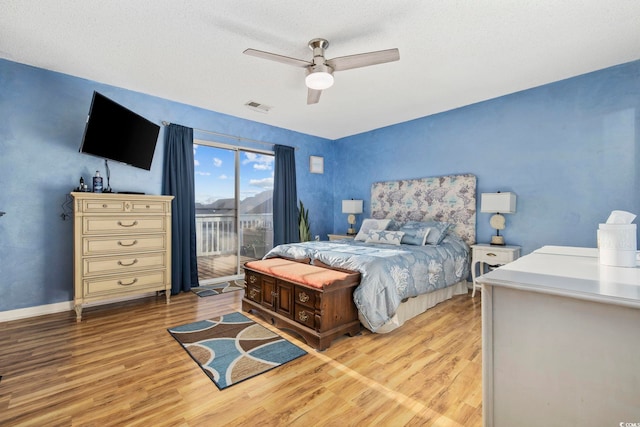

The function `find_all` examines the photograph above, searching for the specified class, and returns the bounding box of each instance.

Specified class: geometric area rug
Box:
[167,312,307,390]
[191,281,244,298]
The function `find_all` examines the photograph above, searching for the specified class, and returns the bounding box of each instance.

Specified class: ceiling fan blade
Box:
[326,48,399,71]
[243,48,311,68]
[307,88,322,105]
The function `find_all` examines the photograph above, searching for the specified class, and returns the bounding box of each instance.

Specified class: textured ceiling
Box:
[1,0,639,139]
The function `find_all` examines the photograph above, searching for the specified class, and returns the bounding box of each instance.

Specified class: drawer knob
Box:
[298,311,309,322]
[117,240,138,247]
[117,220,138,228]
[117,259,138,267]
[249,288,259,299]
[117,278,138,286]
[248,275,257,284]
[298,291,309,303]
[102,204,108,208]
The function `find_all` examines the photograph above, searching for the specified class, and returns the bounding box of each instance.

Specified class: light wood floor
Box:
[0,290,482,426]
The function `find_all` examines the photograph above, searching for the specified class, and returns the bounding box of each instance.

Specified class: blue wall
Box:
[1,57,639,313]
[332,60,640,256]
[0,59,333,312]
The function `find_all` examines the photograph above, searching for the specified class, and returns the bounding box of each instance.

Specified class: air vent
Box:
[245,101,272,114]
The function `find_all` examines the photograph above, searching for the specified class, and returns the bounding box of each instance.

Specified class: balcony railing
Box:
[195,213,273,257]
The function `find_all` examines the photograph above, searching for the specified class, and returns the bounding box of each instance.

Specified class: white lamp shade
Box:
[342,199,363,214]
[305,71,334,90]
[480,192,516,214]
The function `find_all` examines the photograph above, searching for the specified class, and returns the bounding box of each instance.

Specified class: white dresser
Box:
[71,192,174,321]
[470,243,520,297]
[478,246,640,427]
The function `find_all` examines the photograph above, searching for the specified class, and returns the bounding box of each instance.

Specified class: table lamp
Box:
[342,199,363,235]
[480,192,516,245]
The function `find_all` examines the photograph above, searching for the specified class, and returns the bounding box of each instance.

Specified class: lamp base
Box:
[347,227,357,236]
[490,235,505,246]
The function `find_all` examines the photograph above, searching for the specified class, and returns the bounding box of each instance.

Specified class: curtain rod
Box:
[161,121,297,150]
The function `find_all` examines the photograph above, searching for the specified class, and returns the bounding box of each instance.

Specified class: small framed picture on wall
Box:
[309,156,324,174]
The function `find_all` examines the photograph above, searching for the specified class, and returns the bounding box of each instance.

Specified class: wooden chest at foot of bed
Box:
[242,258,361,350]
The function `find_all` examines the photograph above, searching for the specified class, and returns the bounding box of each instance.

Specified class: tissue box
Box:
[597,223,637,267]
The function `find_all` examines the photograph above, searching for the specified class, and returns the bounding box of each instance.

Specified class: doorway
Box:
[193,141,274,284]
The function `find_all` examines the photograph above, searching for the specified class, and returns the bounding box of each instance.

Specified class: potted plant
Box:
[299,201,311,242]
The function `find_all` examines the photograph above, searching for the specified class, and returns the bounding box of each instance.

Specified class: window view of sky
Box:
[193,144,274,205]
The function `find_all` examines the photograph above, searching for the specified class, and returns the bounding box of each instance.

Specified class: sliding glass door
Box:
[193,141,274,284]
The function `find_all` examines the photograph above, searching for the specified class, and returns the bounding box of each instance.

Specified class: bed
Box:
[264,173,476,333]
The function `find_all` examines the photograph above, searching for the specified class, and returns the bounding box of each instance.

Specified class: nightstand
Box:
[328,234,355,241]
[471,244,521,297]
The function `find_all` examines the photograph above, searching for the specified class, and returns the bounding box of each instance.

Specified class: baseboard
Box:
[0,301,74,323]
[0,292,156,323]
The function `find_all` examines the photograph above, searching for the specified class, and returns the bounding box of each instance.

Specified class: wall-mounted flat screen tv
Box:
[79,91,160,170]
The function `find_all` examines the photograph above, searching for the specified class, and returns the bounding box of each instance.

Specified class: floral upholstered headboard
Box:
[370,174,477,245]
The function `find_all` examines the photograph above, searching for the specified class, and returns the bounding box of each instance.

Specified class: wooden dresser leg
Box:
[74,305,82,322]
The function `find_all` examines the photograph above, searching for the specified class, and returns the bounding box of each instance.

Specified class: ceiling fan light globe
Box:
[305,71,334,90]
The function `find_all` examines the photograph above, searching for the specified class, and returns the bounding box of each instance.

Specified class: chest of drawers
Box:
[71,192,174,321]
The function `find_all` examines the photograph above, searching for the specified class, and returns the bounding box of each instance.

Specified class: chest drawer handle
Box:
[117,240,138,247]
[117,278,138,286]
[298,310,309,322]
[249,288,259,299]
[117,259,138,267]
[298,291,309,303]
[117,220,138,228]
[248,275,257,284]
[487,253,497,257]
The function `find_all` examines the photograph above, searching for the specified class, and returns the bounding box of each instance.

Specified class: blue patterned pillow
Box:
[399,224,431,245]
[402,221,451,245]
[365,229,405,245]
[385,218,403,231]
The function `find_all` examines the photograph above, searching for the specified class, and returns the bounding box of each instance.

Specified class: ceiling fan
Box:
[243,38,400,104]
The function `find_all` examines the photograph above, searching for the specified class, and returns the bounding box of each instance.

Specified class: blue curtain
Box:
[273,145,299,245]
[162,124,199,294]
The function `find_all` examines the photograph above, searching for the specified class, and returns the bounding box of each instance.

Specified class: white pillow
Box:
[354,218,392,241]
[365,230,405,246]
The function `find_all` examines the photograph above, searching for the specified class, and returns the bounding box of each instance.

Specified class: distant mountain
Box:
[241,190,273,214]
[195,189,272,214]
[246,199,271,214]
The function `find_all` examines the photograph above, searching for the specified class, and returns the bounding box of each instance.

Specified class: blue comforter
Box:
[263,235,470,332]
